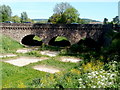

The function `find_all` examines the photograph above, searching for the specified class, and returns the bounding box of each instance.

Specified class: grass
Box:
[33,36,42,41]
[1,62,47,88]
[55,36,68,41]
[1,55,78,88]
[0,34,24,54]
[26,57,78,70]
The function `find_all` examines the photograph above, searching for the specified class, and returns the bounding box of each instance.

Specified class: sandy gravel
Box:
[16,48,33,53]
[0,54,17,58]
[60,56,82,63]
[4,57,48,67]
[33,65,60,73]
[40,50,59,57]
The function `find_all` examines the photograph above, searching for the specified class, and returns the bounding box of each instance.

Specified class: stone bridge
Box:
[1,23,113,46]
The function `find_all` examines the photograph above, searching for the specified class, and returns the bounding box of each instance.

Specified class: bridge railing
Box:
[1,23,106,29]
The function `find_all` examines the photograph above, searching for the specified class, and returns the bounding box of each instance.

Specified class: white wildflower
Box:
[113,61,117,63]
[110,74,116,78]
[92,86,96,88]
[107,73,110,76]
[95,71,98,75]
[99,75,103,78]
[78,78,82,81]
[98,81,102,84]
[108,82,113,85]
[88,76,92,79]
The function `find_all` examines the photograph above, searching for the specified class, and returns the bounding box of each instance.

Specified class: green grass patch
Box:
[33,36,42,41]
[1,62,47,88]
[55,36,68,41]
[26,57,78,71]
[0,34,24,53]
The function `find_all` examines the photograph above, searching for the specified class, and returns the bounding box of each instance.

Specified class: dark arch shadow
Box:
[21,35,43,46]
[48,36,71,47]
[77,38,100,51]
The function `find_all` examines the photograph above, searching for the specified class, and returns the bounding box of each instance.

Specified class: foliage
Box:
[101,31,120,62]
[21,12,28,23]
[0,5,12,22]
[63,7,80,24]
[48,14,61,24]
[11,15,21,23]
[108,32,120,53]
[48,2,80,24]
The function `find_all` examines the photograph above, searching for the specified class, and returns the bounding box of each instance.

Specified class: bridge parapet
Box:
[1,23,104,28]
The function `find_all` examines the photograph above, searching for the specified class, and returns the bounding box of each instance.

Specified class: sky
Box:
[1,0,120,22]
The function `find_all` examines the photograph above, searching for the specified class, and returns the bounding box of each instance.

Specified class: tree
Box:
[63,7,79,24]
[103,18,108,24]
[53,2,73,15]
[48,14,61,24]
[0,5,12,22]
[113,16,119,24]
[11,15,21,23]
[48,2,80,24]
[21,12,28,23]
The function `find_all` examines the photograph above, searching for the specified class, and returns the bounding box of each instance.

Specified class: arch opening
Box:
[21,35,43,46]
[48,36,71,47]
[77,38,100,51]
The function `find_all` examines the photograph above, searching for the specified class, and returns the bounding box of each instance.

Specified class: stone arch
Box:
[21,34,43,46]
[48,35,71,47]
